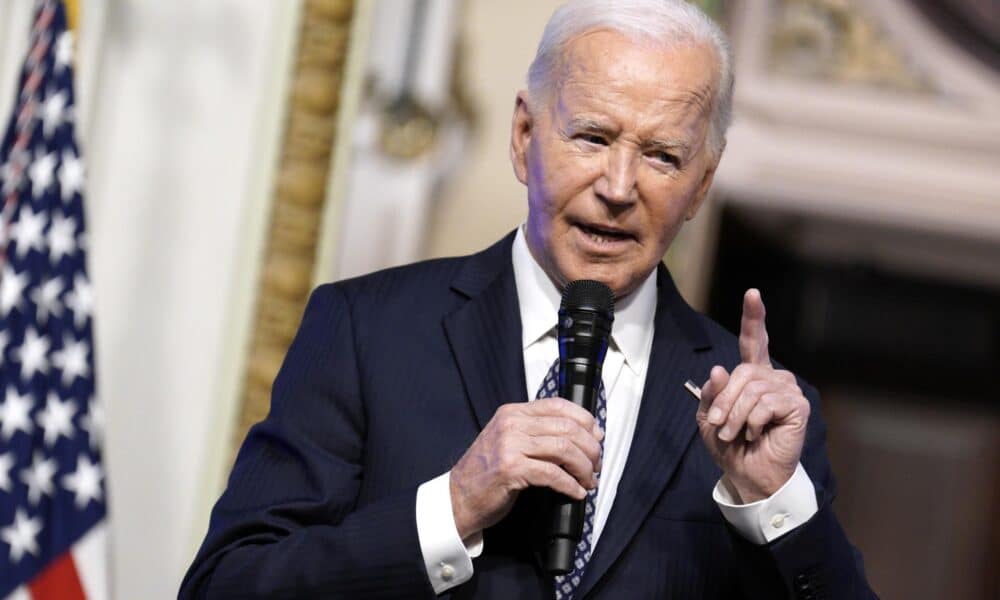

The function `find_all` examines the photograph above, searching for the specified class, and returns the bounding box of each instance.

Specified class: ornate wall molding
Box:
[231,0,356,462]
[766,0,933,92]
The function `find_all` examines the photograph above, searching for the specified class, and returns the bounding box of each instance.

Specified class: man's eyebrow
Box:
[647,138,691,155]
[565,117,692,154]
[566,117,613,132]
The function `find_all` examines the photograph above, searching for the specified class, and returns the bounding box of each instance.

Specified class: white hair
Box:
[527,0,734,159]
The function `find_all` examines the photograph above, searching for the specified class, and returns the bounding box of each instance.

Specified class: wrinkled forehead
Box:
[547,29,718,117]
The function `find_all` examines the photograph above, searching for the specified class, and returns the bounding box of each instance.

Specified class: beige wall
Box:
[423,0,563,260]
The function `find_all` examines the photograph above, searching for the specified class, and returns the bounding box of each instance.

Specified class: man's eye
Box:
[579,134,608,145]
[649,151,679,167]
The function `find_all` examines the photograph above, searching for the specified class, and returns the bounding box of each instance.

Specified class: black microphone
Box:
[542,280,614,575]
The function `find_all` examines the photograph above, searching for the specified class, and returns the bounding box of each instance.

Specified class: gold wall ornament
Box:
[231,0,356,460]
[378,94,440,161]
[767,0,934,92]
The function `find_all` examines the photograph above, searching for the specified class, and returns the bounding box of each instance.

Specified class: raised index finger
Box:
[739,288,770,366]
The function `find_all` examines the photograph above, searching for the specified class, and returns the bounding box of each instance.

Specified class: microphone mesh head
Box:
[560,280,615,315]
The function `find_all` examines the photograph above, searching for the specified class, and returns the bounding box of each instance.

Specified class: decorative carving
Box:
[231,0,355,461]
[379,94,439,160]
[767,0,933,91]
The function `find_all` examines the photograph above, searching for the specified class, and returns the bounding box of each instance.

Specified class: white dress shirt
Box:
[415,228,818,594]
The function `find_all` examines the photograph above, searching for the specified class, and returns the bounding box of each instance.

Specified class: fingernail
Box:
[718,426,731,441]
[708,407,723,424]
[594,426,605,441]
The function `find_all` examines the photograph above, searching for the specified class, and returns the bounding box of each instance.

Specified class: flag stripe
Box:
[6,586,30,600]
[26,551,85,600]
[69,522,107,600]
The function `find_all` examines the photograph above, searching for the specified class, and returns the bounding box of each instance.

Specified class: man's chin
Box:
[557,261,643,299]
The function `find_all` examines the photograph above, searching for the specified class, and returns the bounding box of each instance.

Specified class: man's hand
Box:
[696,289,810,503]
[450,398,604,540]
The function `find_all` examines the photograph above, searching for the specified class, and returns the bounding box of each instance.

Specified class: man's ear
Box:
[686,149,723,221]
[510,91,533,185]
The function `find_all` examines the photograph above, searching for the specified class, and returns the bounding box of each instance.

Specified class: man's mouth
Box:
[576,223,635,245]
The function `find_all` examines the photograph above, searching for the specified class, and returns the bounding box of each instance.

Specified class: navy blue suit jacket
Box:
[181,232,875,599]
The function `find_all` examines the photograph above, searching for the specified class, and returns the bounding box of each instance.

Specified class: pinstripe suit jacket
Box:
[180,232,875,599]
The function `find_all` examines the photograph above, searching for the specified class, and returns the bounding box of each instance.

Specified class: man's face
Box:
[511,30,721,299]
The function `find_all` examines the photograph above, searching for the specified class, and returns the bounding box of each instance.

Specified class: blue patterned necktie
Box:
[535,358,607,600]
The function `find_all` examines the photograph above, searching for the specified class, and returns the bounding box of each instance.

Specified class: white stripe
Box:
[71,521,110,600]
[4,586,30,600]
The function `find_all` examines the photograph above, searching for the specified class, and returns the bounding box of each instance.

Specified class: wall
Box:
[423,0,562,260]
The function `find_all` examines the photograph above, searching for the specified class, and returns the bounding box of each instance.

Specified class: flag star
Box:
[52,333,90,386]
[20,452,56,505]
[58,149,85,202]
[15,326,50,381]
[47,211,77,263]
[11,205,48,258]
[55,30,74,72]
[0,452,13,493]
[0,386,33,440]
[37,393,75,447]
[80,399,104,451]
[0,265,29,317]
[30,276,65,325]
[1,509,42,563]
[64,274,93,329]
[62,455,103,509]
[41,89,68,139]
[28,150,57,199]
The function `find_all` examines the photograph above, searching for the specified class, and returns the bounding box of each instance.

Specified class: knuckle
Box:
[497,414,515,435]
[800,398,812,419]
[743,380,766,397]
[497,447,519,474]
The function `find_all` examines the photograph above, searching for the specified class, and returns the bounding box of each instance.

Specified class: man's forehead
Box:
[550,30,716,114]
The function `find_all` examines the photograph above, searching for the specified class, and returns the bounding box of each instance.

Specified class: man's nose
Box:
[595,145,638,205]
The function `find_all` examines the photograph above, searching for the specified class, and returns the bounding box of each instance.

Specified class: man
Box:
[182,1,875,598]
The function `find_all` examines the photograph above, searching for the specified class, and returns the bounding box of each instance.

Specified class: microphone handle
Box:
[543,358,601,575]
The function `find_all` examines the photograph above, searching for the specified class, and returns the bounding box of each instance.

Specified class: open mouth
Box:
[576,223,635,245]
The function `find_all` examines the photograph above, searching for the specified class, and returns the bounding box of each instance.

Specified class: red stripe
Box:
[27,552,87,600]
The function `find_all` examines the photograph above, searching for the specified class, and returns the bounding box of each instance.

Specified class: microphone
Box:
[542,279,614,575]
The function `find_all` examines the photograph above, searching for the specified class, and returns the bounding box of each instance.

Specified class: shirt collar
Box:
[512,226,657,373]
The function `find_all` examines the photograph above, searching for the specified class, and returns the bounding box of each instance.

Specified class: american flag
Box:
[0,1,109,598]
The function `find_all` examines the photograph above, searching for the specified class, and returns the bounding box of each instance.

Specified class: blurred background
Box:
[0,0,997,598]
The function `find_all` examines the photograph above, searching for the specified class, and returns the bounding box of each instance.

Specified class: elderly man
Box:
[182,1,875,598]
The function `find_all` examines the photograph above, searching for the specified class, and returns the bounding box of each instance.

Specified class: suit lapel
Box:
[576,265,712,598]
[443,232,527,429]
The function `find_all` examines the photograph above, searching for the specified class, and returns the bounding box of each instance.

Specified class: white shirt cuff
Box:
[415,471,483,594]
[712,462,818,545]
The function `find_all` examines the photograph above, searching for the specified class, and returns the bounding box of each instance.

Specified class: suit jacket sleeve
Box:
[179,284,436,599]
[729,380,878,600]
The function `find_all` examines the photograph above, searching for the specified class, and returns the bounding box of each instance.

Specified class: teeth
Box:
[583,226,625,244]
